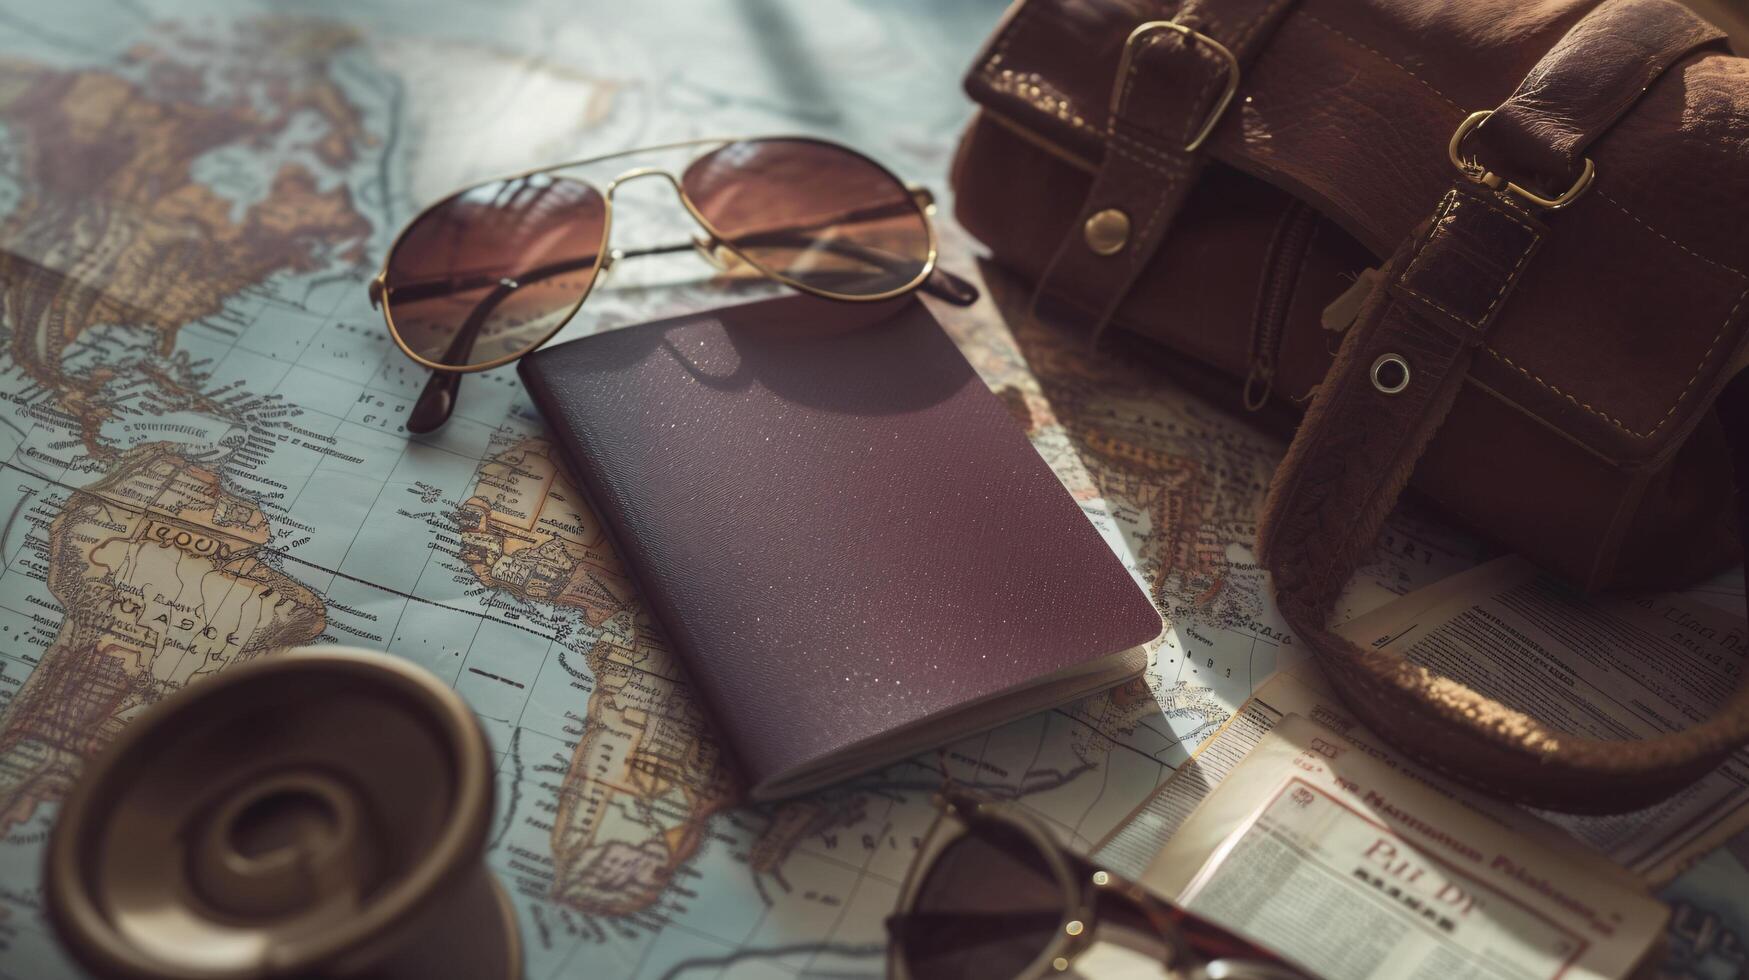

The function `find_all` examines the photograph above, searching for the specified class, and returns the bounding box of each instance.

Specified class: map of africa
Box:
[0,2,1734,979]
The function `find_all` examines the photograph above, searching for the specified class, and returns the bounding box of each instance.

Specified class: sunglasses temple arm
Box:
[406,281,516,434]
[923,266,980,306]
[408,369,462,435]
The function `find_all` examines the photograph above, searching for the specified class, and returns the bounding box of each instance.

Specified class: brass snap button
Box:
[1371,353,1411,395]
[1084,208,1131,256]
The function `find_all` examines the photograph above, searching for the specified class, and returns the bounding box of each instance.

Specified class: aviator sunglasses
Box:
[889,793,1310,980]
[369,136,980,433]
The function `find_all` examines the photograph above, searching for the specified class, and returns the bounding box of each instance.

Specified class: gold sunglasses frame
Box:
[371,134,942,375]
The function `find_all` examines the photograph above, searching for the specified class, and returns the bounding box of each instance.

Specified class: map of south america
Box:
[0,446,325,834]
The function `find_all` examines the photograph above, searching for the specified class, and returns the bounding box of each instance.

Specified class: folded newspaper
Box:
[1100,556,1749,886]
[1138,714,1667,980]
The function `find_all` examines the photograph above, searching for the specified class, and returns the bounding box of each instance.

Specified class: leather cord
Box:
[1256,0,1749,813]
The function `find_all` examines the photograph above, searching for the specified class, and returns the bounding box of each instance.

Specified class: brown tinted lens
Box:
[682,138,930,298]
[901,820,1067,980]
[384,174,606,369]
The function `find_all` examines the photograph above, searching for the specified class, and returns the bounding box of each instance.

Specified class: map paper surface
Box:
[0,2,1731,978]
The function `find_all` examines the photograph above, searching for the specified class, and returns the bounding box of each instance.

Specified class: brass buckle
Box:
[1110,20,1241,153]
[1448,110,1595,210]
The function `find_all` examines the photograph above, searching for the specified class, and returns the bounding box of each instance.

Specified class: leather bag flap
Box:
[965,0,1749,467]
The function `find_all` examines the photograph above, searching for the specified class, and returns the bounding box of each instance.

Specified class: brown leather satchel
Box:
[950,0,1749,812]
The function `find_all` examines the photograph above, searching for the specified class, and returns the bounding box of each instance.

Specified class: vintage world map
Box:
[0,1,1743,978]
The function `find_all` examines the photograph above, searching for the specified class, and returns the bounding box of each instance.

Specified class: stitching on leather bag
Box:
[1393,191,1463,316]
[1109,135,1187,179]
[1181,46,1228,145]
[1481,187,1748,439]
[1301,10,1742,291]
[1641,287,1749,434]
[1115,2,1195,135]
[1397,189,1540,333]
[1475,221,1537,328]
[1131,163,1189,262]
[1483,351,1636,431]
[1597,189,1748,279]
[1299,13,1462,112]
[1109,128,1184,169]
[979,0,1039,82]
[1296,14,1746,440]
[1486,286,1749,437]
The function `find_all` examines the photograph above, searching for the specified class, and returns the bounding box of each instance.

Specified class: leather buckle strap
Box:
[1449,110,1595,211]
[1031,0,1298,339]
[1389,185,1544,343]
[1471,0,1724,193]
[1260,183,1546,606]
[1112,20,1241,153]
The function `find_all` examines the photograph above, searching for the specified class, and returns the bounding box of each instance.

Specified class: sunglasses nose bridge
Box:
[603,166,685,201]
[602,166,714,245]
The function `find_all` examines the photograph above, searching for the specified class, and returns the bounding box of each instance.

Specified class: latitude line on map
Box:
[266,547,687,682]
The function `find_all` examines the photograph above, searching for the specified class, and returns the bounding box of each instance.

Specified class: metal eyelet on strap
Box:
[1371,353,1411,395]
[1448,110,1595,210]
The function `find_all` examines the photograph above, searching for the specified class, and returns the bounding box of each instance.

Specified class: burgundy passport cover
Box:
[519,294,1161,798]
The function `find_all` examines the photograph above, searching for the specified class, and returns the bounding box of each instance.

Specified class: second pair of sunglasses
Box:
[368,136,979,432]
[890,792,1311,980]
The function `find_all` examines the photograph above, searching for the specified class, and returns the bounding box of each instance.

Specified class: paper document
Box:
[1098,556,1749,886]
[1141,715,1667,980]
[1094,668,1596,884]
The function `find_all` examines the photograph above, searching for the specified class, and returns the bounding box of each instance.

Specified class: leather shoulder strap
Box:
[1032,0,1297,337]
[1257,0,1747,813]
